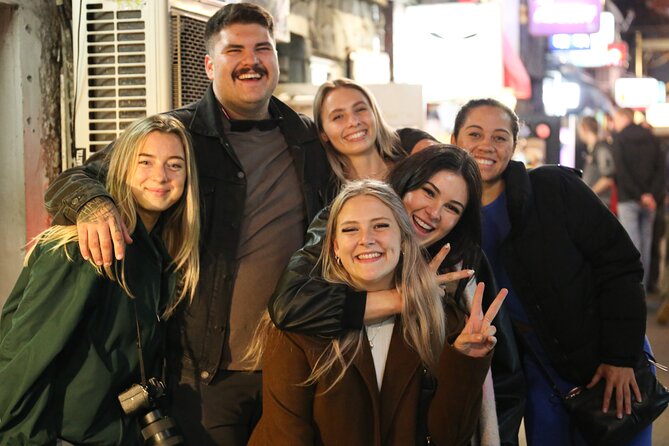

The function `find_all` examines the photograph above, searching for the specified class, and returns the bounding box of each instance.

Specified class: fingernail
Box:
[445,243,450,249]
[617,414,623,419]
[467,270,475,276]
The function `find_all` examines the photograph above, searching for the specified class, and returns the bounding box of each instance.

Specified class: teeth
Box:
[238,73,261,80]
[414,216,434,231]
[345,130,366,140]
[357,252,381,260]
[476,158,494,166]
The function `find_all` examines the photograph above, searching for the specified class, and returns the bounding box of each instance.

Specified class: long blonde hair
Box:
[247,180,444,391]
[313,79,406,184]
[31,114,200,316]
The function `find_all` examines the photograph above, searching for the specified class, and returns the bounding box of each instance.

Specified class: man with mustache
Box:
[44,3,331,444]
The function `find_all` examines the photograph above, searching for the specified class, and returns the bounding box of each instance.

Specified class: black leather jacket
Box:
[44,85,332,384]
[499,161,646,384]
[269,207,526,446]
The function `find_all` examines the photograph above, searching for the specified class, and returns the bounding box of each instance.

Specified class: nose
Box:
[358,229,376,246]
[426,205,441,221]
[242,49,260,65]
[347,114,361,127]
[152,164,168,182]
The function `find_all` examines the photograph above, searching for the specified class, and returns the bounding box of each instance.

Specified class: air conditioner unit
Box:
[73,0,171,161]
[169,0,220,108]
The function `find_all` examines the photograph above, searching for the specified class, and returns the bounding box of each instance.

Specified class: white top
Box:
[365,316,396,391]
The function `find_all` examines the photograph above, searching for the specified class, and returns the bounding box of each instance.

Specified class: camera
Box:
[118,377,184,446]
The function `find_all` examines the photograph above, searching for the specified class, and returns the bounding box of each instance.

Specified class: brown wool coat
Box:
[249,321,491,446]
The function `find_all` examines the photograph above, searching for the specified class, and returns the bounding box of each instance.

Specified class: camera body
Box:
[118,377,184,446]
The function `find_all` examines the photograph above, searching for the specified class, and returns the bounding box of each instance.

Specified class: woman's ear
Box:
[320,130,329,144]
[333,239,340,259]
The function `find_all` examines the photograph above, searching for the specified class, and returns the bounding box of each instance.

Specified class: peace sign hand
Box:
[453,283,508,358]
[429,243,475,289]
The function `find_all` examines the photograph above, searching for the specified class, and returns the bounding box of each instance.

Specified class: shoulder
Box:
[529,164,583,189]
[265,328,329,363]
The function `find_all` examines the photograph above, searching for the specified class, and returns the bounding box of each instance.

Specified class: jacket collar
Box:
[502,160,533,236]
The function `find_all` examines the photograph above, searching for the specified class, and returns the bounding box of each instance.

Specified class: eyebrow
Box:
[224,41,273,50]
[138,153,185,161]
[464,124,512,135]
[425,181,466,209]
[339,216,392,226]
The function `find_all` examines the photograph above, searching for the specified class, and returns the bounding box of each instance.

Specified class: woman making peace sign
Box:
[248,180,507,446]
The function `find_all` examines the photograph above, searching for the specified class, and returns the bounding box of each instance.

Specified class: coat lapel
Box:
[379,321,421,443]
[352,334,383,443]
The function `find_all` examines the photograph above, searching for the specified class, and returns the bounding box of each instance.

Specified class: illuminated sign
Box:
[646,103,669,128]
[550,12,616,68]
[529,0,601,36]
[614,78,665,109]
[549,34,591,51]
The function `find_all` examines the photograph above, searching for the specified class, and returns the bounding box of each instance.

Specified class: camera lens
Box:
[139,408,184,446]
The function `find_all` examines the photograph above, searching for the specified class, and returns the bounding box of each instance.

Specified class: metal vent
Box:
[84,4,146,152]
[73,0,170,161]
[171,13,209,108]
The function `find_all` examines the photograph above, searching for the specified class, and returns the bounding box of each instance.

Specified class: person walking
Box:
[577,115,616,210]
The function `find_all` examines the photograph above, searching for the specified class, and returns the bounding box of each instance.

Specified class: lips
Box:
[355,251,383,262]
[344,130,367,141]
[145,188,170,197]
[475,157,494,166]
[412,215,434,234]
[234,64,267,81]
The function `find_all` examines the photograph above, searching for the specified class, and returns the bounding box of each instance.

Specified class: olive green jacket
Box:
[0,220,174,445]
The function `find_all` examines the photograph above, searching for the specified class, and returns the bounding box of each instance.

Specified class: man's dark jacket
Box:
[500,160,646,384]
[44,85,332,384]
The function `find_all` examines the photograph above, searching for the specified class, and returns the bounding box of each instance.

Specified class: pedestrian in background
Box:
[577,115,616,211]
[611,107,665,290]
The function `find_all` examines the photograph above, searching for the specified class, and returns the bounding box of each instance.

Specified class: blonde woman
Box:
[249,180,506,446]
[314,78,435,197]
[0,114,199,444]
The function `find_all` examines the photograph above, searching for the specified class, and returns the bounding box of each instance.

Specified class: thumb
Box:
[586,371,602,389]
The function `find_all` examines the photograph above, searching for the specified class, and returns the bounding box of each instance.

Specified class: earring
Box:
[335,255,342,265]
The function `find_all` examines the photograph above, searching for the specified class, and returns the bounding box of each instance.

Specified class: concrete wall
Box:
[0,1,60,307]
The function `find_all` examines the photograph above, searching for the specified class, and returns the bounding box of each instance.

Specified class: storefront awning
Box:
[503,35,532,100]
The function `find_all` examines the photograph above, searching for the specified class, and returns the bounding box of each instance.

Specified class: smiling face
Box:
[334,195,401,291]
[205,23,279,120]
[129,131,187,231]
[402,170,468,247]
[452,105,515,188]
[319,87,378,159]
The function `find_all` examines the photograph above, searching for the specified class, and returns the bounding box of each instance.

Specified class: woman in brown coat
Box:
[248,180,507,445]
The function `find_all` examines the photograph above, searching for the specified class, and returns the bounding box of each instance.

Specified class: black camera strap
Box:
[133,299,148,387]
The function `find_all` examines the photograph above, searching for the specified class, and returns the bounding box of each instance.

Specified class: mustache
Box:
[233,64,268,78]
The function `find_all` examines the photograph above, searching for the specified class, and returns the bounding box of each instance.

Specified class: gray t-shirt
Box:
[222,122,306,370]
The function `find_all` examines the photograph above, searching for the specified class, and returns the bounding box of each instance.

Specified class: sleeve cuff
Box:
[340,290,367,330]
